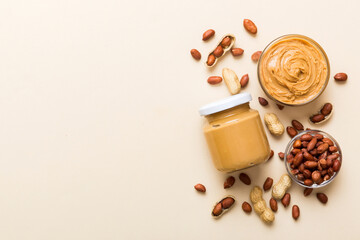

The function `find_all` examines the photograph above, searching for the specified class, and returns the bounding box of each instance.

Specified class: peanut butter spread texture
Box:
[259,36,328,104]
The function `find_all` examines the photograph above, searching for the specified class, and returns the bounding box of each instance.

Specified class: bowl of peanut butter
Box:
[258,34,330,106]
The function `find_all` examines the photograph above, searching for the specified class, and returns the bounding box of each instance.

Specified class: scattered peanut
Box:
[190,49,201,60]
[269,198,278,212]
[211,196,235,218]
[334,72,347,81]
[206,35,235,67]
[316,193,328,204]
[264,113,285,136]
[222,68,241,95]
[231,48,244,56]
[258,97,268,106]
[272,174,292,200]
[291,120,304,131]
[250,186,275,223]
[303,188,313,196]
[263,177,273,191]
[224,176,235,189]
[207,76,222,85]
[251,51,262,62]
[281,193,291,207]
[292,205,300,220]
[239,173,251,185]
[287,126,298,138]
[240,74,249,87]
[194,184,206,193]
[310,103,333,124]
[243,19,257,34]
[202,29,215,41]
[242,201,252,213]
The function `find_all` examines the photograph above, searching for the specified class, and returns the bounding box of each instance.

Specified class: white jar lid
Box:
[199,93,252,116]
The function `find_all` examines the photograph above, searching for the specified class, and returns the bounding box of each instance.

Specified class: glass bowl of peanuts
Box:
[284,130,342,188]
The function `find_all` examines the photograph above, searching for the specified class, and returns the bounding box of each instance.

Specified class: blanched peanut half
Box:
[222,68,241,95]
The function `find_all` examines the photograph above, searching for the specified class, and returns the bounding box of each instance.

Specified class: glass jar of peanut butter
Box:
[199,93,271,172]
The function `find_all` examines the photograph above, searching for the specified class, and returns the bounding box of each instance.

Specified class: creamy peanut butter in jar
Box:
[258,34,330,105]
[199,93,271,172]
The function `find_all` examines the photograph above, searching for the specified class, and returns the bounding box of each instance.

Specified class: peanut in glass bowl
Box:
[284,130,342,188]
[257,34,330,106]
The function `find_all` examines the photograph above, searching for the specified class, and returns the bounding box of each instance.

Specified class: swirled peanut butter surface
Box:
[259,36,328,104]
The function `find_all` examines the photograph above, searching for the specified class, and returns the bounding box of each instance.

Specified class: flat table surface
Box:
[1,0,360,239]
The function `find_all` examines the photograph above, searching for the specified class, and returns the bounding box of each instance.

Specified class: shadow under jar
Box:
[284,130,342,188]
[258,34,330,106]
[199,93,271,172]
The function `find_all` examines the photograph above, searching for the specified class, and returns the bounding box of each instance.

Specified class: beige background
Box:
[0,0,359,239]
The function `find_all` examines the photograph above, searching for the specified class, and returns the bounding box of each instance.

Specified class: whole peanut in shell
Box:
[264,113,285,136]
[272,174,292,200]
[250,186,275,223]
